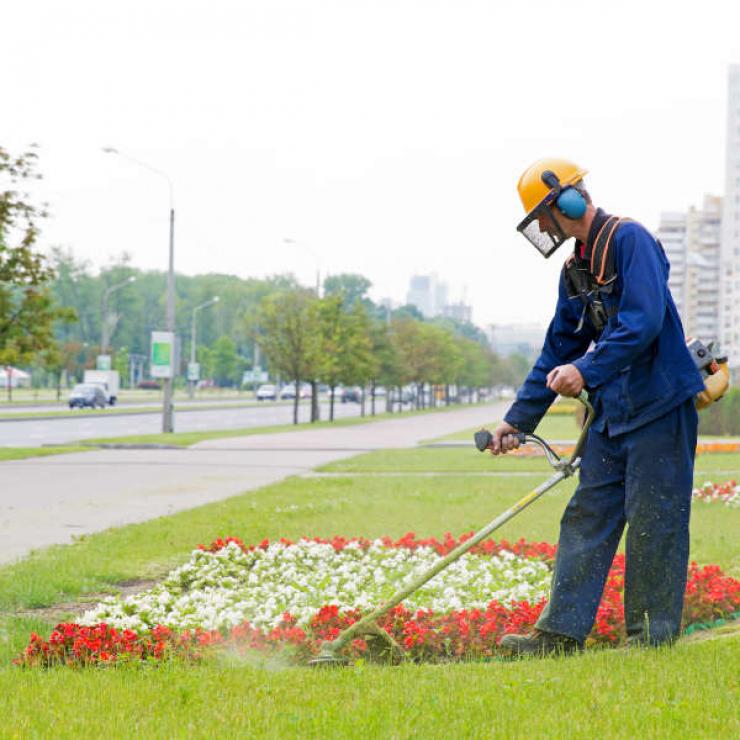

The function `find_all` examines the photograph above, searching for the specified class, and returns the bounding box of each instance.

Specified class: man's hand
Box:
[546,363,584,397]
[485,421,522,456]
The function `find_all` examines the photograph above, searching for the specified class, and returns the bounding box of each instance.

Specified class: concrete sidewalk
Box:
[0,402,505,565]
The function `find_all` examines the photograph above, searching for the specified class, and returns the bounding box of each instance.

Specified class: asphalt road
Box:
[0,400,369,447]
[0,401,505,565]
[0,397,267,414]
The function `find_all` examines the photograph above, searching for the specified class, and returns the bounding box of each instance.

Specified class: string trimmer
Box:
[308,391,595,667]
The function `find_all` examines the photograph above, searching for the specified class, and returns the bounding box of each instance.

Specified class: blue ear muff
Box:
[555,187,587,219]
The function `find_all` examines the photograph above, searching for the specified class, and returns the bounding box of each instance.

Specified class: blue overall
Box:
[504,211,705,644]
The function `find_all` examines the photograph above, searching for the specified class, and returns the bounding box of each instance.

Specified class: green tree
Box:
[0,146,70,398]
[338,301,375,416]
[256,288,321,424]
[316,295,374,421]
[212,335,241,387]
[322,273,372,310]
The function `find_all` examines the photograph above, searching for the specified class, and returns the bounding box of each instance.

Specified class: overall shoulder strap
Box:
[591,216,631,285]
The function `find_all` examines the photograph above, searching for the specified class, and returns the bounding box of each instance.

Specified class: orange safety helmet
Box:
[516,158,589,258]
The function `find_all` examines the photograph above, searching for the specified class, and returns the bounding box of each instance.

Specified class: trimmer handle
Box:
[474,429,526,452]
[474,391,594,473]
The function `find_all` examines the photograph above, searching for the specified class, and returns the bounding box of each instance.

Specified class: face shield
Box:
[516,195,569,258]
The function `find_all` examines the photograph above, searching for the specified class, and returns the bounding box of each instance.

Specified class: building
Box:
[657,196,722,346]
[656,211,688,315]
[0,366,31,388]
[487,323,545,358]
[441,301,473,323]
[685,196,722,345]
[406,274,448,318]
[721,64,740,370]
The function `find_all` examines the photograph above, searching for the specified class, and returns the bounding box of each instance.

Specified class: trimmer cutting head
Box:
[308,621,404,668]
[308,649,350,668]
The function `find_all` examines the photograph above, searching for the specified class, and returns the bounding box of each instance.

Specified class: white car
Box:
[280,383,311,399]
[256,384,277,401]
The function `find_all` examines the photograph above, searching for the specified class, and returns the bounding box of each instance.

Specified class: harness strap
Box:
[591,216,631,285]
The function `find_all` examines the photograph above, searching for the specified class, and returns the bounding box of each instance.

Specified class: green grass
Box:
[78,402,489,447]
[320,445,740,477]
[0,446,89,462]
[432,413,583,442]
[1,433,737,736]
[3,638,737,738]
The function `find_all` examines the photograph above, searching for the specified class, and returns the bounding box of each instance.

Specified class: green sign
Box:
[187,362,200,382]
[96,354,112,371]
[150,331,175,379]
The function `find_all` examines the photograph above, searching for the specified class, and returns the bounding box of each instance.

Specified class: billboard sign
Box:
[150,331,175,378]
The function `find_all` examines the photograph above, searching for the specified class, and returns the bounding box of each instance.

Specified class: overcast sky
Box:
[4,0,740,327]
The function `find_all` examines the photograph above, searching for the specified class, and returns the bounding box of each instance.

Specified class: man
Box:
[490,158,705,656]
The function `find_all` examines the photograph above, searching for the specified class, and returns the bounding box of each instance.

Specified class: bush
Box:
[698,387,740,435]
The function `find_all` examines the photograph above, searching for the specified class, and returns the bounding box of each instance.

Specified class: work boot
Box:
[500,630,582,658]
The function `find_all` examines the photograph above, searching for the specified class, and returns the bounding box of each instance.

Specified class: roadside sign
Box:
[150,331,175,378]
[96,354,112,371]
[187,362,200,382]
[242,369,269,384]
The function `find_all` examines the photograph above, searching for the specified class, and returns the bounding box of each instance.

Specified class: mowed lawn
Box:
[1,427,738,737]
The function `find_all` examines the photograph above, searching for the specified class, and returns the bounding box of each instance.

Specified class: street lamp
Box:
[189,296,219,398]
[282,237,321,296]
[103,146,176,433]
[101,275,136,355]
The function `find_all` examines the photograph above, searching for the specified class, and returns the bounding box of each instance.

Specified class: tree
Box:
[338,301,375,416]
[391,303,424,322]
[256,288,321,424]
[212,335,241,387]
[322,273,372,310]
[0,146,70,397]
[316,295,374,421]
[366,318,394,414]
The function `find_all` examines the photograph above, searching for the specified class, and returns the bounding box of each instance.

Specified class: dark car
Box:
[341,386,362,403]
[137,380,162,390]
[68,383,108,409]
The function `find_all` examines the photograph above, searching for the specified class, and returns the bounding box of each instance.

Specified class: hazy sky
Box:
[4,0,740,327]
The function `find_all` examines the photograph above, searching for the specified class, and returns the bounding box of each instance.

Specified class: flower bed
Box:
[16,534,740,667]
[692,480,740,507]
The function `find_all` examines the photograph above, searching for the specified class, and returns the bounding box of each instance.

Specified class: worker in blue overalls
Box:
[489,158,705,656]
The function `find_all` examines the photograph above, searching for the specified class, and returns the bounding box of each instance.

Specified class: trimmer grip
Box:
[474,430,526,452]
[474,430,493,451]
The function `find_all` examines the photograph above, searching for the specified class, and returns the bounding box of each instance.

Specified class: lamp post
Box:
[103,147,176,432]
[101,276,136,355]
[189,296,219,398]
[282,237,321,296]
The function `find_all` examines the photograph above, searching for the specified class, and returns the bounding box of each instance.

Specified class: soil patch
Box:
[6,578,159,624]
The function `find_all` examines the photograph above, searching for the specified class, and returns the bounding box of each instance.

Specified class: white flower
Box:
[80,540,552,632]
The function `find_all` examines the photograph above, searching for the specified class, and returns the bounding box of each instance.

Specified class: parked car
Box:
[256,383,277,401]
[68,383,108,409]
[388,387,414,404]
[279,383,311,400]
[137,380,162,390]
[341,386,362,403]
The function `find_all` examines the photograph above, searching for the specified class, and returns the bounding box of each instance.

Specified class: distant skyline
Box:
[4,0,740,327]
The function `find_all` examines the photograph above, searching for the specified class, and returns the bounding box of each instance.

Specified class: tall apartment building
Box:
[656,196,722,346]
[657,211,688,315]
[406,273,450,318]
[720,65,740,370]
[685,196,722,345]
